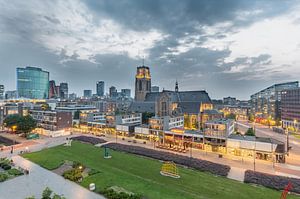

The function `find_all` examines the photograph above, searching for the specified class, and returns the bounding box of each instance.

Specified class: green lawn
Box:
[23,141,299,199]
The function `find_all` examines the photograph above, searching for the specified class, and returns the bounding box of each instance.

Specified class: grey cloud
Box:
[0,0,298,99]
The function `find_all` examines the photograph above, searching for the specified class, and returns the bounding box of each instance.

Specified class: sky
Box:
[0,0,300,99]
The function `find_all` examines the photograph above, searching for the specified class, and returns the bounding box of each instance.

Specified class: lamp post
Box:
[253,121,256,171]
[286,128,289,155]
[294,119,298,133]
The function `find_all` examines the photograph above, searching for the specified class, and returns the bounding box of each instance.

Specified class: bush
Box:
[7,168,23,176]
[2,164,11,170]
[244,170,300,193]
[0,173,8,182]
[88,169,100,176]
[72,136,106,145]
[104,143,230,176]
[62,168,82,182]
[100,188,143,199]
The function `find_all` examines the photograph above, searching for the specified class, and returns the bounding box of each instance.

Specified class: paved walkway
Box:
[0,156,104,199]
[228,167,246,181]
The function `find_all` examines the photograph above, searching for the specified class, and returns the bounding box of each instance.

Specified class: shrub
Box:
[244,170,300,193]
[88,169,100,176]
[100,188,143,199]
[72,136,106,145]
[2,164,11,170]
[0,173,8,182]
[62,168,82,182]
[7,168,23,176]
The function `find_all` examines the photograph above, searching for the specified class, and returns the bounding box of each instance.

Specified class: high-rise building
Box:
[135,66,151,101]
[151,86,159,92]
[49,80,58,98]
[109,86,117,98]
[250,81,299,121]
[121,89,131,98]
[69,93,77,100]
[59,82,68,99]
[96,81,105,97]
[281,88,300,131]
[83,90,92,98]
[0,85,4,99]
[17,66,49,99]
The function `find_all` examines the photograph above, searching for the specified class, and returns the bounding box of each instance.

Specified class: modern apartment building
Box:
[250,81,299,122]
[31,110,72,131]
[281,88,300,131]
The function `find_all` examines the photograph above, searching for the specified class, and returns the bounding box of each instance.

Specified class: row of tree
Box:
[3,114,37,136]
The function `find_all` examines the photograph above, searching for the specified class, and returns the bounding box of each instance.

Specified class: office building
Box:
[121,89,131,98]
[17,66,49,99]
[5,90,18,99]
[281,88,300,131]
[59,83,68,99]
[96,81,105,97]
[49,80,58,98]
[83,90,92,98]
[0,85,4,100]
[151,86,159,92]
[109,86,117,98]
[69,93,77,100]
[135,66,151,101]
[250,81,298,122]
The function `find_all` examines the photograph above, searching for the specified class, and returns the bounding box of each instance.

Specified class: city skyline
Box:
[1,0,300,99]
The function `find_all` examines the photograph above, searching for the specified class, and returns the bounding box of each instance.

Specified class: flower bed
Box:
[71,136,106,145]
[244,170,300,193]
[103,143,230,176]
[0,158,24,182]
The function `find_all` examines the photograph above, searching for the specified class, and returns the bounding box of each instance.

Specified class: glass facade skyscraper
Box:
[17,66,49,99]
[96,81,105,96]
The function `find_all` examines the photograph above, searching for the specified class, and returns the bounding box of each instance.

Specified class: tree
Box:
[3,115,36,135]
[226,113,236,120]
[73,110,80,120]
[41,103,50,111]
[3,114,22,131]
[245,128,255,136]
[17,115,37,135]
[248,114,255,122]
[42,187,52,199]
[142,112,155,124]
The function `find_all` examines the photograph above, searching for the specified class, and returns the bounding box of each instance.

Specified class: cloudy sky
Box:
[0,0,300,99]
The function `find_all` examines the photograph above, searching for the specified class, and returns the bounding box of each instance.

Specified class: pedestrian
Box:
[10,146,13,154]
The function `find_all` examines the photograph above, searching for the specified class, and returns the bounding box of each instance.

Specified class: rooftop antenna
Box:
[142,55,145,66]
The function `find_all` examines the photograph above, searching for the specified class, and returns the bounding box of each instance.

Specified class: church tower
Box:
[135,66,151,101]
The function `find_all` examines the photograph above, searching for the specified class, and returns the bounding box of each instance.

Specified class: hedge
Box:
[244,170,300,193]
[103,143,230,176]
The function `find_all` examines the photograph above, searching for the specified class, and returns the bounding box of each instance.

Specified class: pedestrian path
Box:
[0,156,104,199]
[95,141,113,147]
[227,167,246,182]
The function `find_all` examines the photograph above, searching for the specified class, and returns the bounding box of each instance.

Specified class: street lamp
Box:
[294,119,298,133]
[253,121,256,171]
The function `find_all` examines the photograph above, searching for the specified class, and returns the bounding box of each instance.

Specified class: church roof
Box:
[145,90,211,104]
[127,101,155,113]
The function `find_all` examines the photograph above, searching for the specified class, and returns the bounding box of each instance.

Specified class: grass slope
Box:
[23,141,299,199]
